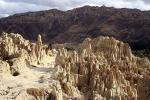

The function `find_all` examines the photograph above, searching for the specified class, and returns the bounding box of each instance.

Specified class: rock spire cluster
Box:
[0,33,149,100]
[55,36,150,100]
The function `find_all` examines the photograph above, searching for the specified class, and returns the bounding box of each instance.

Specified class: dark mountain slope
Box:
[0,6,150,51]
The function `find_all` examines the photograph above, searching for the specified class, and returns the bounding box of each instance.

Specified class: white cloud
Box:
[0,0,150,17]
[0,0,51,17]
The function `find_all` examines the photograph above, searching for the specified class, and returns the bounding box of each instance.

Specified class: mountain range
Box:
[0,5,150,51]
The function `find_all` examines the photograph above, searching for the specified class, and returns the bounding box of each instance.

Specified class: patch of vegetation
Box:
[133,49,150,59]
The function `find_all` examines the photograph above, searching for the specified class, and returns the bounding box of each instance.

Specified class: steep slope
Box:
[0,6,150,51]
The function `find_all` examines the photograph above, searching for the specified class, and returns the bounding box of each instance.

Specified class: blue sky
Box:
[0,0,150,17]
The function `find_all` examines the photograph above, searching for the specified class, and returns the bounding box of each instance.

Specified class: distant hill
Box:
[0,6,150,51]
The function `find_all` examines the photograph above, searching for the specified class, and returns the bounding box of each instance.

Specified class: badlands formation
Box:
[0,33,149,100]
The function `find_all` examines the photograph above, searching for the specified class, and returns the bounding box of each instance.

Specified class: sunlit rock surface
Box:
[0,32,149,100]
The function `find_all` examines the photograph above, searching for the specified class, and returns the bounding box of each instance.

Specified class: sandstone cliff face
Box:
[0,32,53,67]
[0,32,149,100]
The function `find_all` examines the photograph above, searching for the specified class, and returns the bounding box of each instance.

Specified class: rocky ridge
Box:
[1,6,150,51]
[0,33,149,100]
